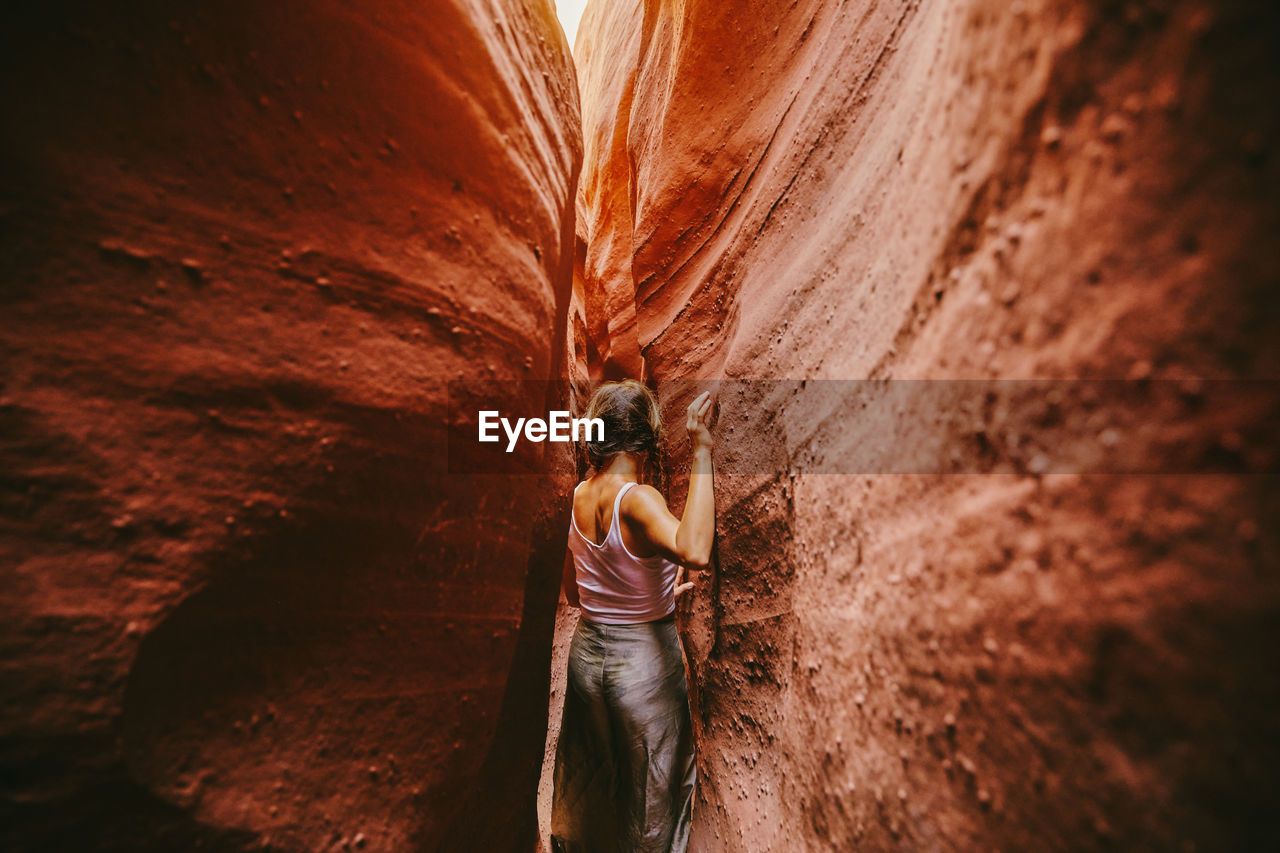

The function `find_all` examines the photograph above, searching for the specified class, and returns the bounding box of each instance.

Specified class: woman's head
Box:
[582,379,662,471]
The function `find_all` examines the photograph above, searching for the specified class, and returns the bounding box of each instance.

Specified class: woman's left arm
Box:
[561,546,580,608]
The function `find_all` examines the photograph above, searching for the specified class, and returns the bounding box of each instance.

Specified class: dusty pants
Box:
[550,613,696,853]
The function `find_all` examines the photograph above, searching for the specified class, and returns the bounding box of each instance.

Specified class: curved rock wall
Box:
[0,2,579,850]
[574,0,648,380]
[570,0,1279,850]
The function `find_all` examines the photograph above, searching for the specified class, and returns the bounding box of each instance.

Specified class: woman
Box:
[550,381,715,853]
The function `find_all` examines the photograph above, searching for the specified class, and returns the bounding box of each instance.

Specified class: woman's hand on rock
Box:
[674,565,695,598]
[685,391,714,450]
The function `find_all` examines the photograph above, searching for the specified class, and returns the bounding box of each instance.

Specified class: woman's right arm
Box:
[625,392,716,569]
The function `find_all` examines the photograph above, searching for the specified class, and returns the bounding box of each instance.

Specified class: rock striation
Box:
[566,0,1279,850]
[0,2,579,850]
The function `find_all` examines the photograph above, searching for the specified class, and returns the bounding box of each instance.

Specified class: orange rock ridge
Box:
[560,0,1279,850]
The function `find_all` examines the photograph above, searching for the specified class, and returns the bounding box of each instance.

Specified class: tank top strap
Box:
[609,481,638,542]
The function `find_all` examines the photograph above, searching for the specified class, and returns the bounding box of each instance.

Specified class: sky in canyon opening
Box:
[554,0,589,53]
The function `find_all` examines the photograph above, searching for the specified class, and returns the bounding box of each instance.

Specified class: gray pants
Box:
[550,614,696,853]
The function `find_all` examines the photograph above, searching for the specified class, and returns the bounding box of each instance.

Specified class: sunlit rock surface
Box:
[564,0,1279,850]
[0,2,579,850]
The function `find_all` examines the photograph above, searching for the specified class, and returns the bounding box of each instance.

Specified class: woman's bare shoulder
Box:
[621,483,670,519]
[572,480,599,523]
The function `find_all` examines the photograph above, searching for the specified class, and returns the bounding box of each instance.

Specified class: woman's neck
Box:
[597,453,642,482]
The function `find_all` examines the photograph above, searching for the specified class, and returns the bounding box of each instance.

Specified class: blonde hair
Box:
[581,379,662,471]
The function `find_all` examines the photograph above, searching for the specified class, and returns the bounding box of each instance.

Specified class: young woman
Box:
[550,381,715,853]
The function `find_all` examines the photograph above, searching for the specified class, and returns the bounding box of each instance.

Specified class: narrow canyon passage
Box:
[1,2,1277,853]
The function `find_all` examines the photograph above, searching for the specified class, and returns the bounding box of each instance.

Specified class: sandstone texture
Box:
[563,0,1279,850]
[1,2,579,850]
[573,0,647,381]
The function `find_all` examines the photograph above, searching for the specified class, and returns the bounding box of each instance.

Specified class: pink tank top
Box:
[569,481,679,624]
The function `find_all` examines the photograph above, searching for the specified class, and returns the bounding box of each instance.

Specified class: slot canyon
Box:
[1,1,1276,852]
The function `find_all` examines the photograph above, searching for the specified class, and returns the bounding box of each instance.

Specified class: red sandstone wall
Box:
[0,2,579,850]
[568,0,1279,850]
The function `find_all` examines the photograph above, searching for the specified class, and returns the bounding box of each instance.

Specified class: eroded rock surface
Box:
[1,2,579,850]
[567,0,1279,850]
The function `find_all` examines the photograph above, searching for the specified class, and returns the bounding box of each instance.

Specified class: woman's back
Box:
[569,477,679,624]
